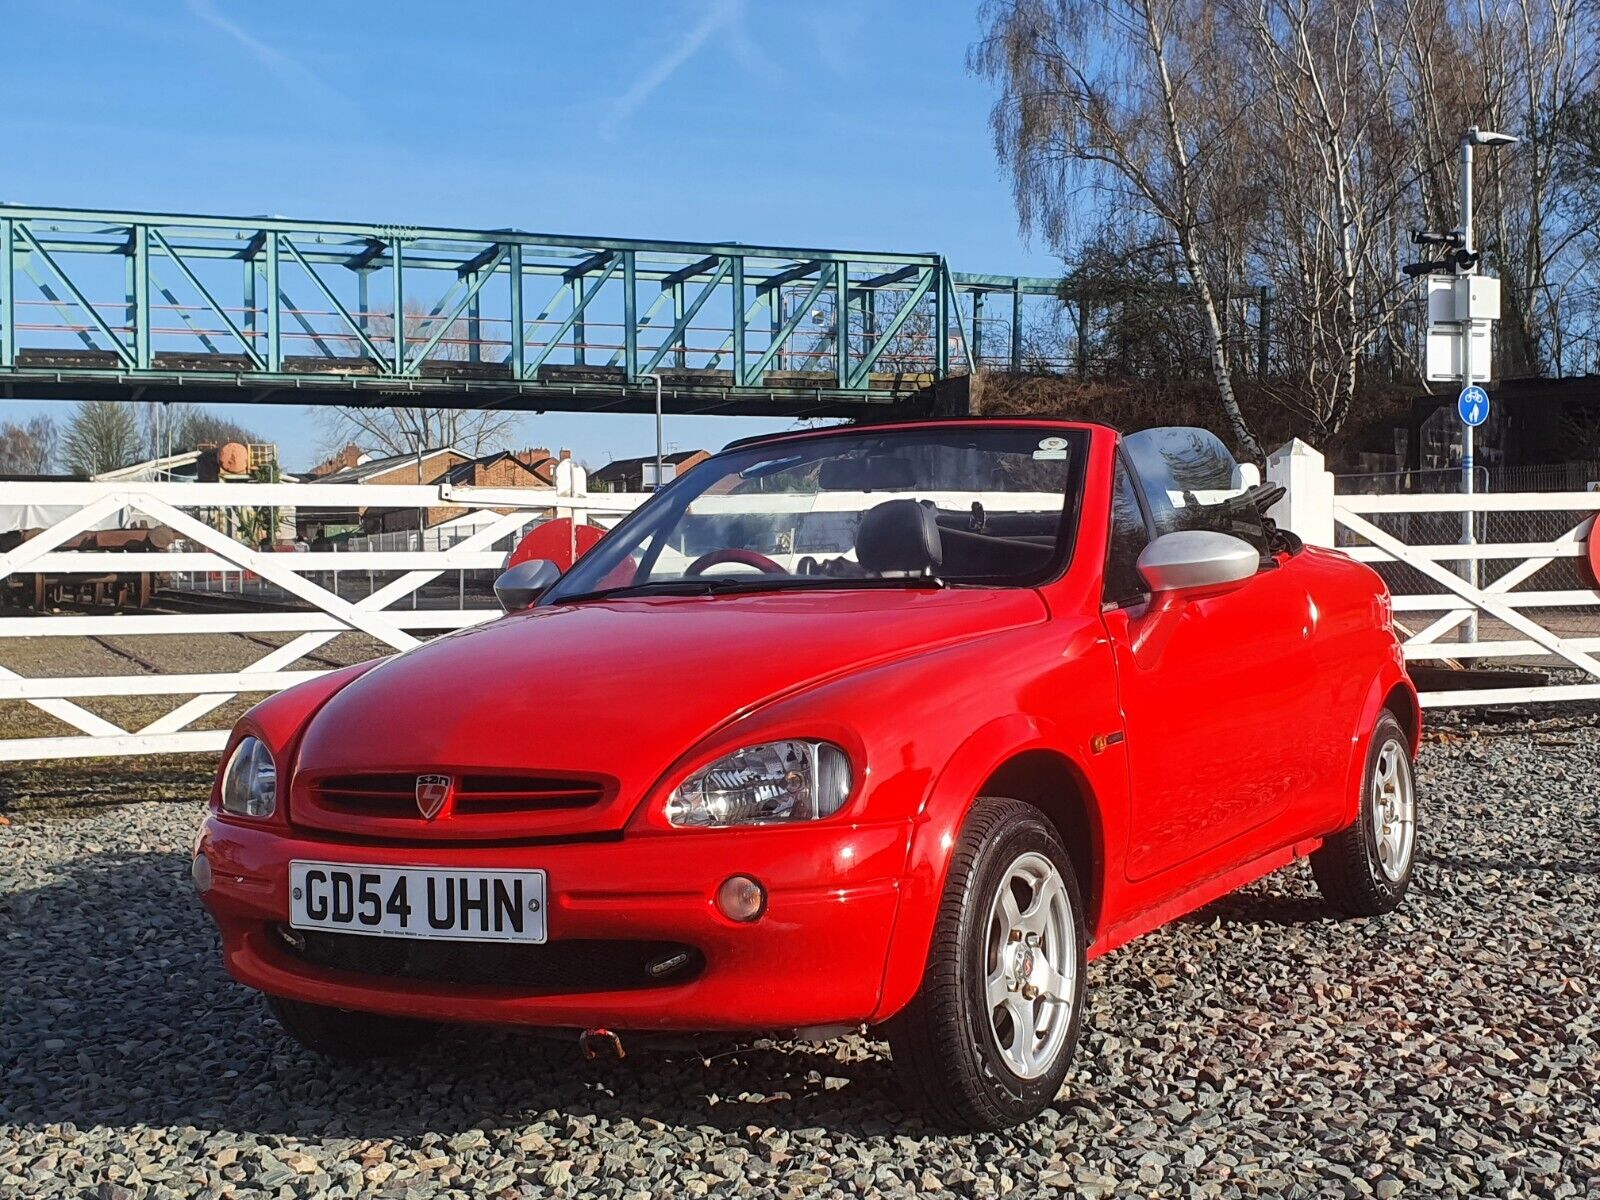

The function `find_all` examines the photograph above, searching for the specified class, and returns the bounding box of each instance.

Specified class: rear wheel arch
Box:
[1383,681,1421,755]
[1337,670,1418,827]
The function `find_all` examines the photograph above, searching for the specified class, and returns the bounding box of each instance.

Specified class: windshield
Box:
[545,425,1088,603]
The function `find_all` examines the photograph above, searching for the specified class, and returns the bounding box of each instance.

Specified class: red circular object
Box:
[684,548,785,576]
[508,519,605,572]
[1586,517,1600,591]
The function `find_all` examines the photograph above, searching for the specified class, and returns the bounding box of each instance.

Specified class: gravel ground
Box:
[1,717,1597,1199]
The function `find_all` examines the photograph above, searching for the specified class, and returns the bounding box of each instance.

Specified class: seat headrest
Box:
[856,499,942,575]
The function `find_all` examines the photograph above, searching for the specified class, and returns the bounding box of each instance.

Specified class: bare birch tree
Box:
[973,0,1266,459]
[1230,0,1417,437]
[975,0,1600,446]
[0,414,58,474]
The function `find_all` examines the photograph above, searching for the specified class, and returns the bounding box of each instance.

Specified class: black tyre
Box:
[1311,710,1417,916]
[267,995,439,1060]
[887,797,1086,1131]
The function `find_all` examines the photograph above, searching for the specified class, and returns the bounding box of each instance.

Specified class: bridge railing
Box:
[0,206,1064,407]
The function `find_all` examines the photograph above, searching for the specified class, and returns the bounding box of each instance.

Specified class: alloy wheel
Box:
[1371,739,1415,881]
[982,851,1076,1079]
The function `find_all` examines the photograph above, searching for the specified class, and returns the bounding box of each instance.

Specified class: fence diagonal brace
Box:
[0,493,128,586]
[138,508,542,734]
[1337,510,1600,679]
[128,496,421,652]
[1401,515,1595,646]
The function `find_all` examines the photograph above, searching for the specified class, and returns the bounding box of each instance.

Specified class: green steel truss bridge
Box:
[0,206,1061,419]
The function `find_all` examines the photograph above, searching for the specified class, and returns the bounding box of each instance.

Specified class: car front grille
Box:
[277,926,703,992]
[313,773,603,817]
[292,771,611,840]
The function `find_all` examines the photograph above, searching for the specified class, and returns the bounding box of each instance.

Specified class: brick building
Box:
[298,446,566,542]
[589,449,709,492]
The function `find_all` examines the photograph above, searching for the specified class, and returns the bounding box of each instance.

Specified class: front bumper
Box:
[195,814,910,1032]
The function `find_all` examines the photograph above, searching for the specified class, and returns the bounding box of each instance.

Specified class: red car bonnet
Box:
[293,586,1048,835]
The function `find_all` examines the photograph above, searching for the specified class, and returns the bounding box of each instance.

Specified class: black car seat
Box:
[856,499,942,576]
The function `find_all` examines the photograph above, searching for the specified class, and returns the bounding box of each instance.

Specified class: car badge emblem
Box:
[415,774,455,820]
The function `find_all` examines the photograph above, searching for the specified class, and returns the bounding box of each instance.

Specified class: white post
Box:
[1459,132,1478,642]
[1265,439,1335,548]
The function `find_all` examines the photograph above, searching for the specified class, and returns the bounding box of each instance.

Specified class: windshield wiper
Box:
[554,574,946,605]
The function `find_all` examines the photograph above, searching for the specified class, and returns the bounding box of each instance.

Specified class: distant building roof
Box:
[590,449,707,487]
[91,451,202,482]
[440,449,556,487]
[315,447,468,484]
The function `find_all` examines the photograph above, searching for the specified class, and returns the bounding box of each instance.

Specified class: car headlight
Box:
[665,740,852,827]
[221,735,278,818]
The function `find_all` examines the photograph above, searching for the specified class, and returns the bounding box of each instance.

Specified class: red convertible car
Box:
[194,420,1418,1129]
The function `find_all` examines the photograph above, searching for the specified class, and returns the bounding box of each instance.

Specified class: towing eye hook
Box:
[579,1027,626,1061]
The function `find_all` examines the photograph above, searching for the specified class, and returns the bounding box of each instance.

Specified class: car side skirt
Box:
[1088,835,1325,960]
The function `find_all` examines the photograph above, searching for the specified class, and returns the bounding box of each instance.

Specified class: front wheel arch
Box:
[873,718,1104,1024]
[977,750,1103,939]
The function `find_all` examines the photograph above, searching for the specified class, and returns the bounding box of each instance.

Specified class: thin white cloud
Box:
[601,0,745,138]
[183,0,360,117]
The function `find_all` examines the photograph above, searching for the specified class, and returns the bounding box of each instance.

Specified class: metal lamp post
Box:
[643,372,664,491]
[1457,126,1518,642]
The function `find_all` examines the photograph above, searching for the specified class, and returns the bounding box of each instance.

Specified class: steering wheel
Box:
[684,548,786,576]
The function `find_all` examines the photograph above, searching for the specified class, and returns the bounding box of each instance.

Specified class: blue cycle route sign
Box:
[1458,384,1490,427]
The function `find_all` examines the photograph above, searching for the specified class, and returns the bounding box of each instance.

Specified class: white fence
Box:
[1267,440,1600,709]
[0,480,642,762]
[5,445,1600,763]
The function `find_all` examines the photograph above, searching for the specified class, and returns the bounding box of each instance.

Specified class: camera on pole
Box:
[1403,230,1477,278]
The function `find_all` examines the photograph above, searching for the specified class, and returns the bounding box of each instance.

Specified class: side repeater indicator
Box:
[1090,731,1127,755]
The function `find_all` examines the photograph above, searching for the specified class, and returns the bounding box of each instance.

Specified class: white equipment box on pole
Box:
[1424,274,1498,383]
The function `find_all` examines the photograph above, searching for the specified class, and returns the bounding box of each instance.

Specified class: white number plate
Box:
[288,861,546,944]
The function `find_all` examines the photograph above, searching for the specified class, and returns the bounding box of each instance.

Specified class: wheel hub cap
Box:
[984,852,1075,1079]
[1371,739,1415,882]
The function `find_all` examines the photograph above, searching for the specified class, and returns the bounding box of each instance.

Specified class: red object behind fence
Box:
[507,518,604,571]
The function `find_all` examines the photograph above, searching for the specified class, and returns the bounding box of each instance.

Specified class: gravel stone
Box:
[3,710,1599,1197]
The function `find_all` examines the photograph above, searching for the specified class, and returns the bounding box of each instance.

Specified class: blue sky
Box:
[0,0,1059,470]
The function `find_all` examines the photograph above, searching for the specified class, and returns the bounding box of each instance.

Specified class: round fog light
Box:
[190,852,213,894]
[716,875,767,922]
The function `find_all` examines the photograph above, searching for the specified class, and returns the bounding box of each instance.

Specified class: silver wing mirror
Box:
[494,559,561,612]
[1137,530,1259,594]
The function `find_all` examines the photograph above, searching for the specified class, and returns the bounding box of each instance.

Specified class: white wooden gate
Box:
[0,480,642,761]
[1267,440,1600,709]
[6,444,1599,763]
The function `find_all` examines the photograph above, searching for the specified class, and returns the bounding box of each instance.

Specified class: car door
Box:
[1100,439,1318,884]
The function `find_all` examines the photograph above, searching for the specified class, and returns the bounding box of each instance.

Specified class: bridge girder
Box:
[0,205,1062,413]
